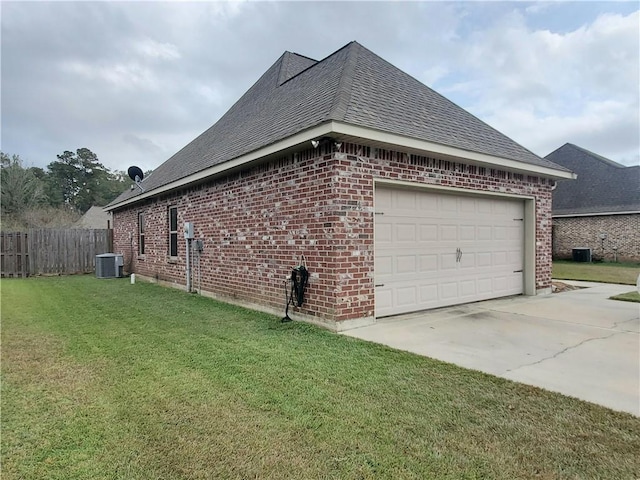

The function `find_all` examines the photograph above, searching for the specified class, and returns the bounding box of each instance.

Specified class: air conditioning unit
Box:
[96,253,124,278]
[572,247,592,263]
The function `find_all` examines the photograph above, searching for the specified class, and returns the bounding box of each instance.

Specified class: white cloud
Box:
[486,98,639,159]
[1,1,638,173]
[134,38,181,60]
[62,60,160,91]
[440,8,639,165]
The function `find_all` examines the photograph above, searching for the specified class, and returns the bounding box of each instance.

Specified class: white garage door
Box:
[375,186,524,317]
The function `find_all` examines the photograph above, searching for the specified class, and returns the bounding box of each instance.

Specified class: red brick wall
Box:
[113,143,554,326]
[553,214,640,262]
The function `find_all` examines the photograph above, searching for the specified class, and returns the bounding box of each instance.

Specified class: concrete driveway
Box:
[342,281,639,416]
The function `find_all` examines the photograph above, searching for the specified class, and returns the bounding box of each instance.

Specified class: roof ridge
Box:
[279,41,356,87]
[328,42,359,121]
[566,143,628,169]
[287,51,317,63]
[277,51,317,86]
[277,52,293,86]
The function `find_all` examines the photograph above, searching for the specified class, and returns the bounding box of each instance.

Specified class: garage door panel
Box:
[375,186,525,317]
[441,253,458,270]
[375,223,392,243]
[420,224,438,241]
[420,284,439,303]
[440,196,458,212]
[396,255,417,273]
[459,252,476,269]
[419,195,440,212]
[376,255,393,275]
[508,225,523,240]
[477,225,492,240]
[376,289,393,312]
[494,226,507,240]
[492,251,508,265]
[460,280,476,296]
[477,252,492,267]
[459,225,475,240]
[419,254,438,272]
[440,225,458,241]
[376,188,393,209]
[440,282,459,299]
[493,276,509,292]
[493,200,509,214]
[477,201,492,214]
[459,197,476,213]
[477,278,493,294]
[396,191,417,210]
[507,250,522,264]
[396,286,418,306]
[396,224,416,242]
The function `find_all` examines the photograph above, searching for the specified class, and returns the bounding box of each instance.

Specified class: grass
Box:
[2,276,640,480]
[553,260,640,285]
[610,291,640,303]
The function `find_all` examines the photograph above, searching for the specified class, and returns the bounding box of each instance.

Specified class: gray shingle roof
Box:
[73,206,112,229]
[109,41,568,207]
[547,143,640,215]
[277,51,317,85]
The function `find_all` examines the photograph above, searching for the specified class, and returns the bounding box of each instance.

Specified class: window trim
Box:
[138,212,145,256]
[168,206,178,258]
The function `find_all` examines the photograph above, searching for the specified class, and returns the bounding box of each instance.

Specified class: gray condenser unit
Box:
[96,253,124,278]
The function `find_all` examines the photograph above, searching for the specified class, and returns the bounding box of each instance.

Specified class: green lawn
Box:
[610,291,640,303]
[553,260,640,285]
[2,276,639,479]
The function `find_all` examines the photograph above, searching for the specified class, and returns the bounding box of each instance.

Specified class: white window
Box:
[169,206,178,257]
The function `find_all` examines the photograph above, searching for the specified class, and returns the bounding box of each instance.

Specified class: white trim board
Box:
[107,120,574,211]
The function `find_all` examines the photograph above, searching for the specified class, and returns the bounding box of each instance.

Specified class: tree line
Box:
[1,148,136,230]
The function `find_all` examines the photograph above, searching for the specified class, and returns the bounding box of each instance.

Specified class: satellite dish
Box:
[128,166,144,182]
[127,166,145,192]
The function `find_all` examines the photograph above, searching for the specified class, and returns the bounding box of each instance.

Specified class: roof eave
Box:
[106,122,337,211]
[107,120,575,211]
[331,122,576,181]
[553,210,640,218]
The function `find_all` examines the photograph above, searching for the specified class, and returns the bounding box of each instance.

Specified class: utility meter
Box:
[183,222,194,239]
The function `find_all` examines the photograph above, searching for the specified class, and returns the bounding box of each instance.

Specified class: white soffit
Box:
[108,120,574,211]
[331,122,576,181]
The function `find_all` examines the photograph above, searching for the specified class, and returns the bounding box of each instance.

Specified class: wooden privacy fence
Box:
[1,229,113,277]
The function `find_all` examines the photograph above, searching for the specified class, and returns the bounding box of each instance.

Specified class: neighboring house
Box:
[546,143,640,262]
[107,41,573,330]
[73,206,112,229]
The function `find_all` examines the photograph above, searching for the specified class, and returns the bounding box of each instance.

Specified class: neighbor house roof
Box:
[108,41,572,210]
[73,206,112,229]
[546,143,640,216]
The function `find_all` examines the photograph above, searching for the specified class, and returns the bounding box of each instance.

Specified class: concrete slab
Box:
[502,332,639,415]
[491,284,638,330]
[342,282,640,416]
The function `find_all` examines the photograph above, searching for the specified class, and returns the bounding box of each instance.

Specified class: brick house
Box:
[107,41,573,330]
[546,143,640,262]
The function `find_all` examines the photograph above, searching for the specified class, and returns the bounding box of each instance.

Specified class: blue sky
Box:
[2,1,638,173]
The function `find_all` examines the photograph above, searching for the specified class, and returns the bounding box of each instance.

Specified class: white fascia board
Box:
[331,122,576,180]
[107,122,336,211]
[553,210,640,218]
[108,119,574,211]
